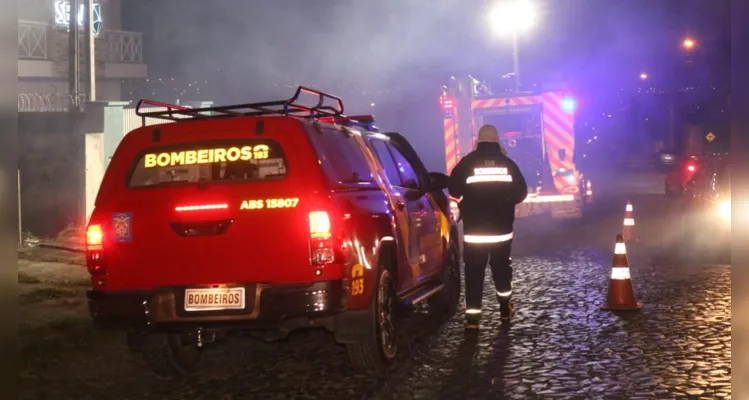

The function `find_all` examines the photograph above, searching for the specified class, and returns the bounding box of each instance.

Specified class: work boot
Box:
[498,297,516,322]
[465,310,481,330]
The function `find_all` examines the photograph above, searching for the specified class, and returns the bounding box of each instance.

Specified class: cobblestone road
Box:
[19,172,731,399]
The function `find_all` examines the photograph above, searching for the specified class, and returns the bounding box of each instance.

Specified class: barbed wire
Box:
[18,93,87,112]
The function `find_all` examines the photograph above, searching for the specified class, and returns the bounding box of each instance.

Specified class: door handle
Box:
[396,201,406,211]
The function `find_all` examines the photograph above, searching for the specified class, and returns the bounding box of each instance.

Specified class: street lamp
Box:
[488,0,536,92]
[640,73,648,80]
[683,38,696,50]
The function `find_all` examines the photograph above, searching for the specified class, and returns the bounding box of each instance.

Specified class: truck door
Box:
[368,139,421,290]
[386,143,442,280]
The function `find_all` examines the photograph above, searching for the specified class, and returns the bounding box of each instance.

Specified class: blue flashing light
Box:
[562,97,576,113]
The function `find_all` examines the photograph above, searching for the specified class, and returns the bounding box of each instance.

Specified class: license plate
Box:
[184,287,246,311]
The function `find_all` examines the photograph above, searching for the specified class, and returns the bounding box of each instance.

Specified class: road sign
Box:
[705,132,716,142]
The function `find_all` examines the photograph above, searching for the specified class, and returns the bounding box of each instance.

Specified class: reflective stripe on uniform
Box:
[465,309,482,314]
[467,175,513,184]
[464,232,514,243]
[496,290,512,297]
[467,166,513,184]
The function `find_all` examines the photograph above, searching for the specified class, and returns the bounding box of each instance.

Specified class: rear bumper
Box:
[516,194,584,218]
[87,280,348,331]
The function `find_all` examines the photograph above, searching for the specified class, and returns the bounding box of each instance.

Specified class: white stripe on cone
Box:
[611,267,631,280]
[614,242,627,255]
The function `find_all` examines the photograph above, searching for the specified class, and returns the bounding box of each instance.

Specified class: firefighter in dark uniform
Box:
[448,125,528,330]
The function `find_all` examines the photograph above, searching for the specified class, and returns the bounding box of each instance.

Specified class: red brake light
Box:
[175,203,229,212]
[87,224,103,250]
[347,115,375,123]
[309,211,331,239]
[86,224,107,279]
[686,164,696,172]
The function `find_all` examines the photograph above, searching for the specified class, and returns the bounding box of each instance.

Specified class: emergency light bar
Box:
[561,97,576,113]
[439,96,455,119]
[440,96,454,110]
[318,115,378,132]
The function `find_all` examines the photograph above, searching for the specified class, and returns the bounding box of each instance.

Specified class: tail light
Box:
[175,203,229,212]
[86,224,107,277]
[86,224,103,250]
[686,164,696,172]
[309,211,331,239]
[309,211,335,266]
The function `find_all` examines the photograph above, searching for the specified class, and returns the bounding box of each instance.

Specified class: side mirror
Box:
[558,149,567,161]
[404,189,424,201]
[403,178,419,190]
[428,172,449,190]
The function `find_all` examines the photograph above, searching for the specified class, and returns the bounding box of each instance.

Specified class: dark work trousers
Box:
[463,240,513,312]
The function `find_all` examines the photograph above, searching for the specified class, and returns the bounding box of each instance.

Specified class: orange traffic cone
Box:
[622,201,636,241]
[601,234,642,311]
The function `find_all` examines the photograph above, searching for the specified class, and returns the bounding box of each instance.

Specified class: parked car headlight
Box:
[660,153,675,164]
[718,199,731,222]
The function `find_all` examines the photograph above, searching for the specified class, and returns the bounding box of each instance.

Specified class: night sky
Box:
[120,0,729,171]
[122,0,727,90]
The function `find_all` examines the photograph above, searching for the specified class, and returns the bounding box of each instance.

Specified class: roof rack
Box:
[135,86,345,124]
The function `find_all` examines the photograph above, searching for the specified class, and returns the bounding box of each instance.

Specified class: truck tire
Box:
[346,268,398,373]
[428,239,461,319]
[138,332,203,378]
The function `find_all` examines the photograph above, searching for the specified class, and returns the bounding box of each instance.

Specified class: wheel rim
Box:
[377,270,397,359]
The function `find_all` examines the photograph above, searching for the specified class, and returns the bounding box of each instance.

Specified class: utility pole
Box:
[83,0,96,102]
[68,0,80,109]
[512,32,521,92]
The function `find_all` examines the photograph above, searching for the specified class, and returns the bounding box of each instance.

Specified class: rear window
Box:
[313,128,375,186]
[127,139,288,188]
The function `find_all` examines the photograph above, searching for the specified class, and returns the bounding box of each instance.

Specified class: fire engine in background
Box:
[440,76,592,219]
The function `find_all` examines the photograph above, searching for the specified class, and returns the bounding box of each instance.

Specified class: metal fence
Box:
[18,92,87,112]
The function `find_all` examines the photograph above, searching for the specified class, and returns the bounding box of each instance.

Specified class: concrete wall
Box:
[85,133,105,223]
[19,112,85,237]
[19,100,214,238]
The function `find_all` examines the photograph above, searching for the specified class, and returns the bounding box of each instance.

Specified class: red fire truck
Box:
[440,76,592,219]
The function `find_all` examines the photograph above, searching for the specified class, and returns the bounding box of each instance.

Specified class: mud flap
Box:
[333,309,372,344]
